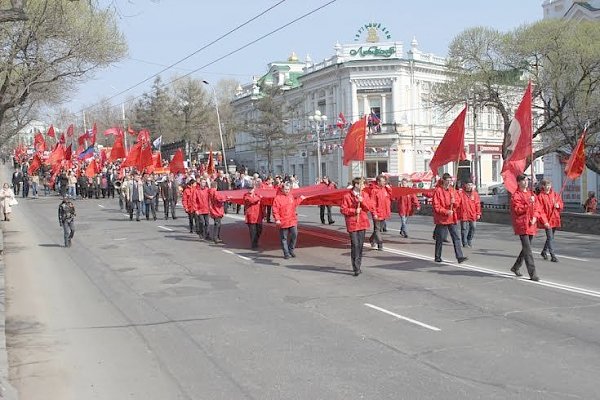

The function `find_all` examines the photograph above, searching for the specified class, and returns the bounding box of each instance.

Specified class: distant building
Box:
[542,1,600,207]
[231,24,528,189]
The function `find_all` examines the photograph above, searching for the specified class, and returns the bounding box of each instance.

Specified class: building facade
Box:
[232,24,528,189]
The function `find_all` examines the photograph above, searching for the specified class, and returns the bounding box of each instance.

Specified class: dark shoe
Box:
[510,266,523,277]
[382,228,387,232]
[136,218,140,221]
[434,258,443,263]
[173,217,177,220]
[284,254,290,260]
[189,229,193,233]
[153,217,157,221]
[328,220,335,225]
[377,246,383,251]
[290,252,296,258]
[370,240,376,249]
[541,251,548,260]
[530,275,540,282]
[353,269,362,276]
[551,256,558,263]
[457,257,468,264]
[321,221,326,225]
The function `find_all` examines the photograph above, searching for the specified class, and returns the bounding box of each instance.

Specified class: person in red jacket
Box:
[432,173,468,264]
[261,176,274,223]
[368,175,391,250]
[510,174,543,281]
[209,182,226,244]
[182,178,197,233]
[397,178,421,238]
[244,181,264,249]
[193,177,211,240]
[537,179,563,262]
[458,180,482,248]
[319,176,337,225]
[272,182,305,259]
[584,191,597,214]
[341,177,376,276]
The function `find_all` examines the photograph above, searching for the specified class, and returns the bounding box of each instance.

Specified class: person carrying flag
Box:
[537,179,563,262]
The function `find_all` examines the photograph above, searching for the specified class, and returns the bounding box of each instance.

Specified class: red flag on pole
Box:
[103,127,120,136]
[429,105,468,175]
[47,125,55,138]
[336,112,347,129]
[89,123,98,145]
[48,144,65,166]
[58,132,66,144]
[85,159,99,178]
[34,132,46,153]
[342,117,367,166]
[66,124,74,137]
[99,148,108,168]
[564,129,586,180]
[501,82,533,194]
[28,154,42,175]
[138,141,153,172]
[109,134,126,161]
[169,149,185,174]
[64,144,72,161]
[153,151,163,168]
[121,143,141,168]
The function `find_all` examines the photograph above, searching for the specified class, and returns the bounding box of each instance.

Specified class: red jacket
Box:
[458,190,482,222]
[340,190,373,232]
[369,184,392,220]
[432,186,461,225]
[537,189,563,228]
[397,194,420,217]
[244,191,264,224]
[193,186,210,214]
[511,189,543,236]
[584,197,597,213]
[208,188,224,219]
[272,192,302,228]
[182,186,195,213]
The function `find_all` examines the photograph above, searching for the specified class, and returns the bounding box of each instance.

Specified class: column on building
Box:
[380,94,387,124]
[391,77,401,124]
[350,80,358,122]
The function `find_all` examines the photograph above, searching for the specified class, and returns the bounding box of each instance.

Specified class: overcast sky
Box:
[67,0,544,115]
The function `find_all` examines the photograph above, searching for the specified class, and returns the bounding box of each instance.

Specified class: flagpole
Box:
[529,81,535,192]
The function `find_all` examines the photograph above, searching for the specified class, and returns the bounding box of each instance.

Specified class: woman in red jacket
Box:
[432,173,467,264]
[272,183,304,259]
[244,182,264,249]
[341,177,376,276]
[458,180,481,248]
[537,179,563,262]
[368,175,391,250]
[510,174,543,281]
[182,178,197,233]
[397,178,420,238]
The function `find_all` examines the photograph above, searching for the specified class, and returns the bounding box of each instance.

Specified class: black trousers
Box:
[320,205,333,223]
[145,201,156,220]
[350,230,366,273]
[248,223,263,248]
[212,217,222,241]
[514,234,537,278]
[434,224,464,261]
[187,212,196,233]
[163,199,176,219]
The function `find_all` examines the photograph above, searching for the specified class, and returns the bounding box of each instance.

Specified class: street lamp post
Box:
[308,110,327,181]
[203,80,228,174]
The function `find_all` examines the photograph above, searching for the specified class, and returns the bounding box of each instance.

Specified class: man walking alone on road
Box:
[58,196,76,247]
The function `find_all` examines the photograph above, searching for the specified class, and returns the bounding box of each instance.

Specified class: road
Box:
[3,185,600,399]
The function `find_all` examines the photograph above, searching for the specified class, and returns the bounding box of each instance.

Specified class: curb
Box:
[0,229,18,399]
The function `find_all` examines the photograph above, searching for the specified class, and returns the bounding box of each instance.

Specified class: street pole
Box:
[203,80,228,174]
[472,94,479,189]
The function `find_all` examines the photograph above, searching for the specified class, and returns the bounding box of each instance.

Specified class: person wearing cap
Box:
[58,196,76,247]
[509,174,543,281]
[432,173,468,264]
[537,179,563,262]
[182,178,197,233]
[458,180,481,248]
[272,182,305,259]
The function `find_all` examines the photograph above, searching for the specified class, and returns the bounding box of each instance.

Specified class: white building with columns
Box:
[232,24,518,188]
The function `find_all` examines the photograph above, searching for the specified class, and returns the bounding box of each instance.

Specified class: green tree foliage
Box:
[436,20,600,173]
[0,0,127,146]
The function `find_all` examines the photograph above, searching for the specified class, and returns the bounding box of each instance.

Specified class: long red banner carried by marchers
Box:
[214,184,433,206]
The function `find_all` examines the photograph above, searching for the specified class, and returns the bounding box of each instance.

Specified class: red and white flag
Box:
[501,82,533,194]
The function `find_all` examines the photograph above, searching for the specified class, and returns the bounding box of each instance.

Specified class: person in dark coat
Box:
[160,173,179,220]
[143,176,158,220]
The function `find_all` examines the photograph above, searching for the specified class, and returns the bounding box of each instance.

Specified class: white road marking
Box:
[98,204,105,208]
[157,226,173,231]
[532,249,589,262]
[238,255,252,261]
[225,214,245,221]
[223,249,235,255]
[113,238,127,241]
[364,303,441,331]
[122,213,130,217]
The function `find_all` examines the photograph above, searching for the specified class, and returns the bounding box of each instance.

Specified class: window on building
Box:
[492,159,500,182]
[321,162,327,177]
[366,161,387,178]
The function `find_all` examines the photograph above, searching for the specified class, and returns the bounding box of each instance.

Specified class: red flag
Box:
[85,159,99,178]
[169,149,185,174]
[89,123,97,145]
[100,148,108,168]
[501,82,533,194]
[337,112,347,129]
[48,144,65,166]
[121,142,141,168]
[77,133,87,146]
[28,154,42,175]
[207,146,215,175]
[429,105,467,175]
[58,132,66,144]
[34,132,46,153]
[153,151,163,168]
[74,144,84,158]
[47,124,55,138]
[137,129,151,145]
[565,130,586,180]
[342,117,367,166]
[109,134,126,161]
[64,144,72,161]
[104,127,120,136]
[138,141,153,171]
[66,124,74,137]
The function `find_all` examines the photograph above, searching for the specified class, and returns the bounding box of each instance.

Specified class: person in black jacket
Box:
[160,173,179,220]
[58,196,76,247]
[11,169,22,196]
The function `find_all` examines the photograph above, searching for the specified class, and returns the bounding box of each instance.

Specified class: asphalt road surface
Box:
[3,188,600,399]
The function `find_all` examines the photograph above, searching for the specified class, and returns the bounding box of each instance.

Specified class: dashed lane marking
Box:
[364,303,441,332]
[113,238,127,241]
[98,204,105,208]
[157,226,174,231]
